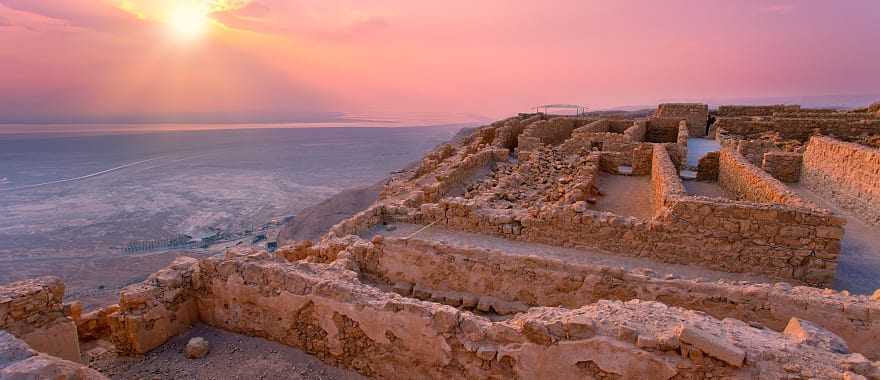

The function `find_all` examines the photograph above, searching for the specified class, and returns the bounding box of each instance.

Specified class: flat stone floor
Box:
[593,174,653,220]
[788,184,880,294]
[367,223,777,284]
[91,323,366,380]
[683,180,734,199]
[687,137,720,168]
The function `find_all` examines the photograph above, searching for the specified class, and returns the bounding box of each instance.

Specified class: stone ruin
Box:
[2,102,880,379]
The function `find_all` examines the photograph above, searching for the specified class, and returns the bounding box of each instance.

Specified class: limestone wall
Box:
[716,105,801,117]
[676,121,689,165]
[650,146,684,216]
[762,151,803,183]
[623,120,647,142]
[107,257,200,354]
[0,277,81,362]
[368,237,880,360]
[716,117,880,142]
[696,152,720,181]
[645,118,681,143]
[517,117,583,151]
[718,148,810,207]
[656,103,708,136]
[183,256,869,379]
[802,136,880,226]
[412,144,843,285]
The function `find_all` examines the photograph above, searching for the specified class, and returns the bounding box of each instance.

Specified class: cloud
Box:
[0,14,10,26]
[0,0,140,31]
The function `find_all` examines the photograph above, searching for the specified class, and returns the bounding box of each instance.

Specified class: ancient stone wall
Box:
[650,146,684,216]
[762,151,803,183]
[645,118,682,143]
[696,152,720,181]
[0,277,81,362]
[714,117,776,137]
[676,121,689,165]
[802,136,880,226]
[608,119,635,133]
[718,148,809,206]
[366,237,880,360]
[732,139,781,166]
[656,103,709,136]
[182,255,870,379]
[107,257,200,354]
[517,117,583,152]
[716,105,801,117]
[623,120,647,142]
[716,117,880,143]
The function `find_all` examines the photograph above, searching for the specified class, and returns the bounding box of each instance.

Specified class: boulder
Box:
[185,337,209,359]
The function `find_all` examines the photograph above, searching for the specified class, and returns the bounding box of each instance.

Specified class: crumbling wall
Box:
[802,136,880,226]
[413,144,843,285]
[762,151,803,183]
[107,257,200,354]
[0,277,81,362]
[187,256,869,379]
[517,117,581,152]
[367,237,880,360]
[656,103,709,137]
[624,120,647,142]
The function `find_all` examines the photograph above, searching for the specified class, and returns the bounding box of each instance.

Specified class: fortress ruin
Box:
[3,102,880,379]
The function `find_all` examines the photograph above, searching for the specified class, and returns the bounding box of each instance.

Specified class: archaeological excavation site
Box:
[4,102,880,379]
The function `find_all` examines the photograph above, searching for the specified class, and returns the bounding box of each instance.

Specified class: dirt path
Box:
[788,184,880,294]
[368,223,777,283]
[91,323,366,380]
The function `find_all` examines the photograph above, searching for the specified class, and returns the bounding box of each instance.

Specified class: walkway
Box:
[788,184,880,294]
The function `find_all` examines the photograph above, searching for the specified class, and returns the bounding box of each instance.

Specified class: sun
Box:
[167,4,210,40]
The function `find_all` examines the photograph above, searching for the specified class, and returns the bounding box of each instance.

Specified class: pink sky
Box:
[0,0,878,123]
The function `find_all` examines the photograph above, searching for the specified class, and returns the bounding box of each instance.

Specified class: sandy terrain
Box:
[593,174,653,219]
[90,323,366,380]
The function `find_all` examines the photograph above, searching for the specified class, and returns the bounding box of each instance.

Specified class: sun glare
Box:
[167,4,210,40]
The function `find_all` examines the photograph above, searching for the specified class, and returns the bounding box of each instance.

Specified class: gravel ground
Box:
[90,324,367,380]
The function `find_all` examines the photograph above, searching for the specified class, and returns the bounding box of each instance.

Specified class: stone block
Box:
[676,324,744,367]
